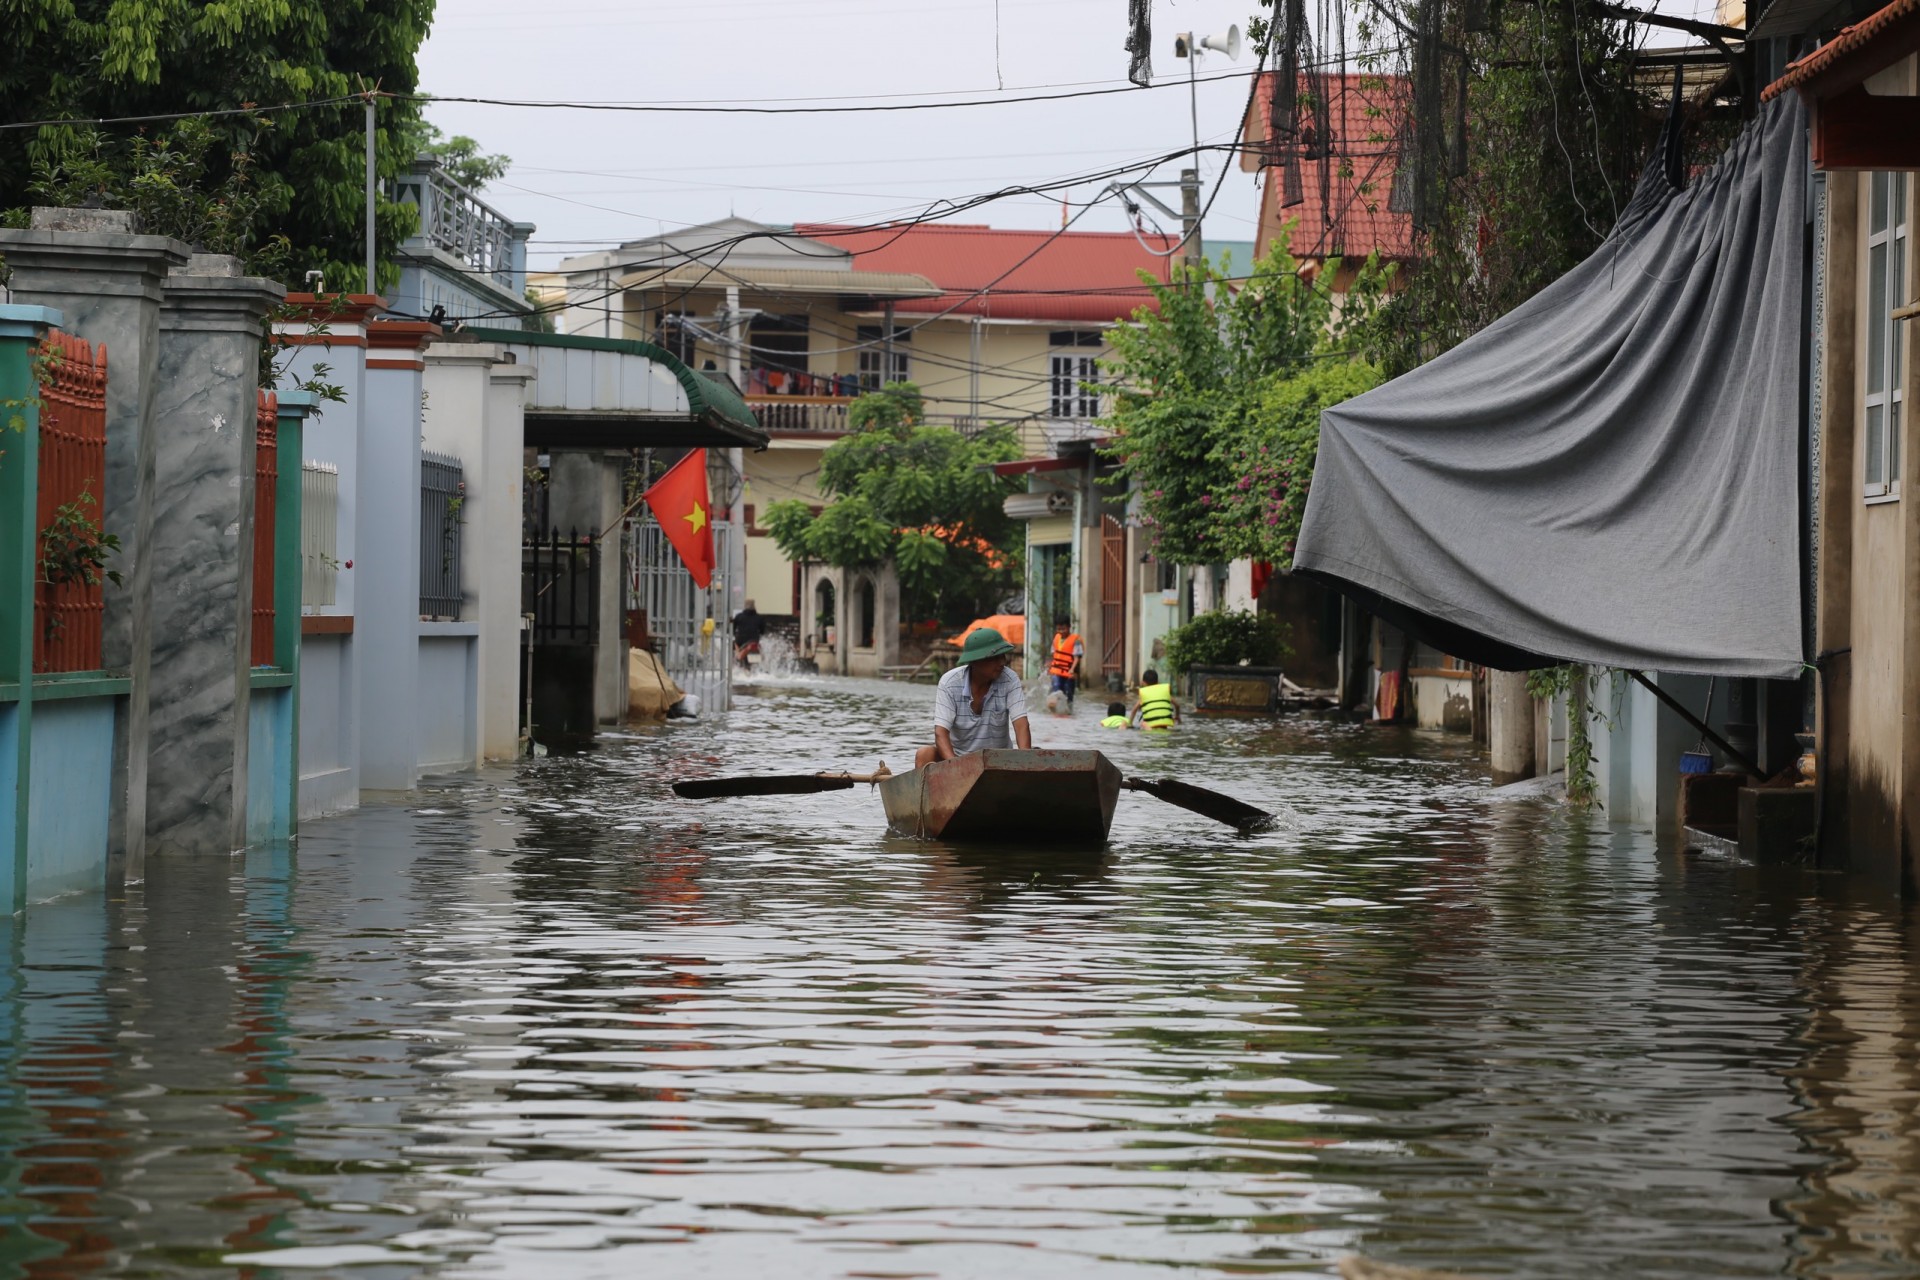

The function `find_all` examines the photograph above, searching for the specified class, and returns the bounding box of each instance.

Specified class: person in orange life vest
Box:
[1048,618,1084,709]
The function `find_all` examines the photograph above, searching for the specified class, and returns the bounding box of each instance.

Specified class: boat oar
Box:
[673,764,892,800]
[1123,775,1274,835]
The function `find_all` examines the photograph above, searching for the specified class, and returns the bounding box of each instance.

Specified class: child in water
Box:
[1100,701,1131,729]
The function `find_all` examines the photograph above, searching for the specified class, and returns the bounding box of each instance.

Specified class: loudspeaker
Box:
[1201,25,1241,59]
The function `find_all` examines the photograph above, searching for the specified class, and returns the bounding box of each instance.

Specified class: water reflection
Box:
[0,677,1913,1277]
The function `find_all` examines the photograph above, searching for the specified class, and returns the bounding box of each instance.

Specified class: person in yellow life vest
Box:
[1131,669,1181,730]
[1100,701,1131,729]
[1047,618,1084,709]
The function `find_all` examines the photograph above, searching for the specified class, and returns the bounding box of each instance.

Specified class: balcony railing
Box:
[749,398,850,434]
[394,159,528,297]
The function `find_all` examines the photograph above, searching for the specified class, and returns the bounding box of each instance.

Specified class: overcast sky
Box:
[416,0,1278,267]
[414,0,1720,270]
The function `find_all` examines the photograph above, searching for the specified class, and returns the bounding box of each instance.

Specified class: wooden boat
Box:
[877,748,1123,845]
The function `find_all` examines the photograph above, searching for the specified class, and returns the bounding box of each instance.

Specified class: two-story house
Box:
[552,218,1178,677]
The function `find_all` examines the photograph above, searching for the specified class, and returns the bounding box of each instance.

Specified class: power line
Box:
[470,145,1224,322]
[0,94,366,133]
[399,68,1263,117]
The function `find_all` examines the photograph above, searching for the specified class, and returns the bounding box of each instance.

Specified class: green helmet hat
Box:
[957,626,1017,664]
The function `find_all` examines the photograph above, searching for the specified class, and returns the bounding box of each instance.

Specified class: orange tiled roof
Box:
[1763,0,1920,99]
[793,223,1179,323]
[1241,71,1415,262]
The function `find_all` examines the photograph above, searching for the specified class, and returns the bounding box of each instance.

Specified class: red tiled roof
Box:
[1240,72,1415,262]
[1763,0,1920,99]
[792,223,1179,323]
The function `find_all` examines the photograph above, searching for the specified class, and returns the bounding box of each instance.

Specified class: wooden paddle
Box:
[673,764,892,800]
[1123,775,1274,835]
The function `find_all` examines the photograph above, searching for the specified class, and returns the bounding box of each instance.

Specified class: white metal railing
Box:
[395,161,523,294]
[302,461,339,608]
[629,517,735,714]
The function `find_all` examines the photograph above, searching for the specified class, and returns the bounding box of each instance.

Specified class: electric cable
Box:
[397,69,1264,116]
[0,94,367,132]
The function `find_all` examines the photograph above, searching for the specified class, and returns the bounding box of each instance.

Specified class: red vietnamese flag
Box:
[643,448,716,588]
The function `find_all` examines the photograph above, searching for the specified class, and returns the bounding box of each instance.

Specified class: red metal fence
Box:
[33,333,109,674]
[252,389,278,667]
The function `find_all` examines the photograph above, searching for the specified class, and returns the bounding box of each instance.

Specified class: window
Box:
[1049,330,1102,419]
[857,325,910,390]
[1865,171,1909,500]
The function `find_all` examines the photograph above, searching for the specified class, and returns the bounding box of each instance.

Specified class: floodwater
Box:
[3,676,1918,1279]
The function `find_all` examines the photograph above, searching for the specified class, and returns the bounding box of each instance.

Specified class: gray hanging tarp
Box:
[1294,94,1809,678]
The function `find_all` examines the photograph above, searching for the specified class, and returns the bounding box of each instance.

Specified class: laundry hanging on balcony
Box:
[1293,93,1809,678]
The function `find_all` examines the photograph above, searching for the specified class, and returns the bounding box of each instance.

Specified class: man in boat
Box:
[1047,618,1084,710]
[916,626,1032,768]
[1131,669,1181,730]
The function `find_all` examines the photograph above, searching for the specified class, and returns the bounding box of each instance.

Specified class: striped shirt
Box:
[933,664,1029,755]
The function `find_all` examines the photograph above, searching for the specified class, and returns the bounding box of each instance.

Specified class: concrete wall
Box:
[1816,164,1919,887]
[280,298,373,817]
[1583,672,1736,834]
[423,339,532,762]
[297,633,355,818]
[742,442,828,617]
[418,630,480,772]
[289,311,495,806]
[358,322,436,791]
[483,364,536,757]
[843,566,901,677]
[25,698,115,902]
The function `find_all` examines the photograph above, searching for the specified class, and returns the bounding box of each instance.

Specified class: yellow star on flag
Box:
[684,501,708,534]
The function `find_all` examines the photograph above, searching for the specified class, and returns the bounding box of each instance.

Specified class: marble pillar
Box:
[0,210,191,882]
[148,255,285,856]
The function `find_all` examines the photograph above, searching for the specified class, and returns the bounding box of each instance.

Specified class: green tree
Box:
[0,0,437,292]
[1099,235,1390,565]
[1208,360,1383,566]
[764,382,1026,625]
[415,122,510,191]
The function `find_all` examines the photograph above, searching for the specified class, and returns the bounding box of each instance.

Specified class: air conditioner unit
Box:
[1003,491,1073,520]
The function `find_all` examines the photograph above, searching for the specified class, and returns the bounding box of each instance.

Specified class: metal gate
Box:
[1100,513,1126,676]
[629,516,735,713]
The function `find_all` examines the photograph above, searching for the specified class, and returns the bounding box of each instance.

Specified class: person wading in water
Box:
[916,626,1032,768]
[1131,669,1181,730]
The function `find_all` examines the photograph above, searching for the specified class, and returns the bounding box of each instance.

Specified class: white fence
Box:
[630,517,735,713]
[301,461,339,608]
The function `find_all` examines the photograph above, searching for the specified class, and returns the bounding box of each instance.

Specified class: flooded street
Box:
[3,675,1918,1278]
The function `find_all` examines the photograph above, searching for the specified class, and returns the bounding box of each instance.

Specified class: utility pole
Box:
[364,93,377,297]
[1180,167,1202,273]
[881,300,896,387]
[722,286,747,624]
[1184,44,1203,272]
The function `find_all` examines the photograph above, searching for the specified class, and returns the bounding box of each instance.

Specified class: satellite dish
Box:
[1201,24,1242,59]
